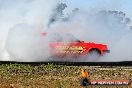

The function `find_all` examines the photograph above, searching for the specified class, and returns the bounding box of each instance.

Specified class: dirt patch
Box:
[0,64,131,88]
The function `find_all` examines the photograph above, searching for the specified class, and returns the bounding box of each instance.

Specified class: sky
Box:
[63,0,132,19]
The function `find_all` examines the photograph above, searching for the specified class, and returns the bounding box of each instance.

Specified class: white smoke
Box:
[0,0,132,62]
[46,10,132,62]
[0,0,59,61]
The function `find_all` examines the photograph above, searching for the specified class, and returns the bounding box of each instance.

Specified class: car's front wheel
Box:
[86,49,101,62]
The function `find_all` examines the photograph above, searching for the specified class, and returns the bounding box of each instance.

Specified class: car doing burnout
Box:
[49,41,110,58]
[41,32,110,58]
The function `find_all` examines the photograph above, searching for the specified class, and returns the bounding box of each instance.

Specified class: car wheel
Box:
[87,49,101,62]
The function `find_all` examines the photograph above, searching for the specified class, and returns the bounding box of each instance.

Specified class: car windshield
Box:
[49,33,81,42]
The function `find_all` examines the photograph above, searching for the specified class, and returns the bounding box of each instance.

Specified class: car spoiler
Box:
[41,32,47,36]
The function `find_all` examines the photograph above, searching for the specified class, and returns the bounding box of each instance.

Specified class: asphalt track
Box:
[0,61,132,66]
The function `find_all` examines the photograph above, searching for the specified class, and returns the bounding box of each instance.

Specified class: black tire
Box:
[89,49,101,55]
[80,78,90,86]
[86,49,101,61]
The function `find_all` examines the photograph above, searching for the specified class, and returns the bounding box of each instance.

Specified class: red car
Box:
[49,40,110,58]
[41,32,110,59]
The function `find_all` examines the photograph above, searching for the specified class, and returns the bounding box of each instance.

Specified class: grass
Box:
[0,64,132,88]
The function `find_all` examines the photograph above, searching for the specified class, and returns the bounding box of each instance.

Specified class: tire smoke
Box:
[0,1,132,62]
